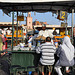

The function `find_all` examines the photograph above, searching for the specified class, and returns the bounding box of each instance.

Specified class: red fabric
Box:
[2,34,5,50]
[5,37,7,49]
[23,33,26,35]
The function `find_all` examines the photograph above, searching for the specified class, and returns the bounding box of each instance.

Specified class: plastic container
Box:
[37,41,40,46]
[20,43,24,48]
[21,46,24,48]
[28,42,32,48]
[55,42,58,48]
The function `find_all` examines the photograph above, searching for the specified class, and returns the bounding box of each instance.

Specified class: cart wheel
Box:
[0,60,10,75]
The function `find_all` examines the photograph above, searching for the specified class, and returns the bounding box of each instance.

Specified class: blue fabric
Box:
[28,71,32,75]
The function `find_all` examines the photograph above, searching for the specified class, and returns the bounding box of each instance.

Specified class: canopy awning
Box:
[0,0,75,12]
[0,0,75,14]
[0,0,74,3]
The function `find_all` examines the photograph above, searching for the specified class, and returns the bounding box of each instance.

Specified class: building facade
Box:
[26,12,33,29]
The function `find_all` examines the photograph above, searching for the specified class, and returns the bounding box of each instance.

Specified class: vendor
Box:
[36,24,54,44]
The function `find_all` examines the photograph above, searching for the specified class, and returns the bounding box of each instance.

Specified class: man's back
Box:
[36,42,56,65]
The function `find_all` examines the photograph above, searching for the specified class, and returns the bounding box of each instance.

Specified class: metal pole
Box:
[72,9,74,44]
[23,28,24,43]
[65,19,67,36]
[16,11,18,45]
[12,11,14,50]
[21,28,23,43]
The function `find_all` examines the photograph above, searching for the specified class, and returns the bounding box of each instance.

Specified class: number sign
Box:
[60,11,67,20]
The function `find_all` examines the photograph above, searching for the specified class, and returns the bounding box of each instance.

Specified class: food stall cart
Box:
[10,50,40,75]
[0,0,75,75]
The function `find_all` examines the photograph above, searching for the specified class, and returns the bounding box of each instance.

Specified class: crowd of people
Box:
[36,36,75,75]
[0,27,21,51]
[0,27,12,51]
[35,24,75,75]
[0,28,8,54]
[0,32,7,51]
[0,24,75,75]
[25,24,75,75]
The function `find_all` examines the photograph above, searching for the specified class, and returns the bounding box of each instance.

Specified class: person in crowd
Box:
[25,34,29,44]
[2,28,6,36]
[36,24,54,44]
[55,36,74,75]
[2,33,5,50]
[28,30,39,46]
[6,27,11,35]
[0,32,3,51]
[4,35,7,49]
[53,29,57,35]
[36,37,56,75]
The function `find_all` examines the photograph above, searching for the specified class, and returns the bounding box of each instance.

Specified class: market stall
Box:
[0,0,75,75]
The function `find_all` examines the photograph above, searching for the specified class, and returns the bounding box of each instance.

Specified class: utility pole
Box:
[16,11,18,45]
[12,11,14,50]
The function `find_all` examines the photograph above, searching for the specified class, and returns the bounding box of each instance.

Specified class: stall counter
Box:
[11,50,40,71]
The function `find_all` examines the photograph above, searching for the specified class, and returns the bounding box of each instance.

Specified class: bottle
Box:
[37,41,40,46]
[28,42,32,49]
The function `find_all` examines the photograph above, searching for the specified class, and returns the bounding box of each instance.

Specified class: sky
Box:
[0,9,74,26]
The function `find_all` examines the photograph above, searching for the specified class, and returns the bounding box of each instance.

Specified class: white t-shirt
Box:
[7,30,11,35]
[38,30,53,38]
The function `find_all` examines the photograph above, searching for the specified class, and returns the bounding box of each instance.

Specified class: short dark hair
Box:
[46,37,51,42]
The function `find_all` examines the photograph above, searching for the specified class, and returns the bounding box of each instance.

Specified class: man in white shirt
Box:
[36,24,54,44]
[38,24,53,38]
